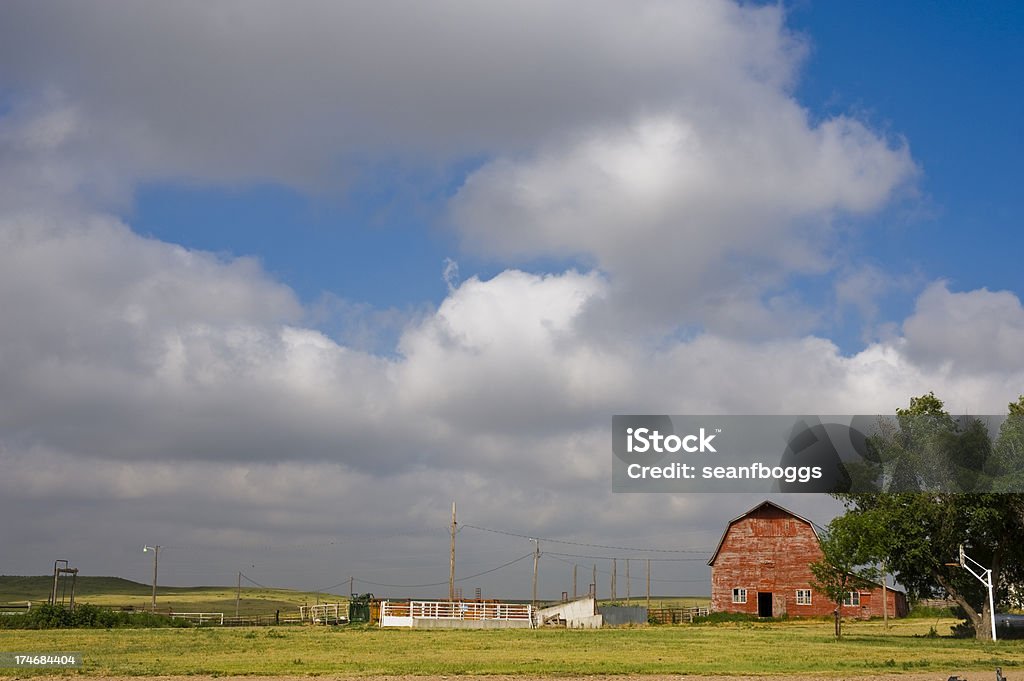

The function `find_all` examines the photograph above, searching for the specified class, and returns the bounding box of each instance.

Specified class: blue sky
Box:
[1,1,1023,595]
[790,0,1023,290]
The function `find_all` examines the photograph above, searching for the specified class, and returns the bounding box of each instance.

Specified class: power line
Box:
[545,550,708,562]
[352,551,534,590]
[239,572,274,589]
[461,523,712,553]
[543,553,709,583]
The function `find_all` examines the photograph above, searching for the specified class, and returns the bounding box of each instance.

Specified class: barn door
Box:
[757,592,772,617]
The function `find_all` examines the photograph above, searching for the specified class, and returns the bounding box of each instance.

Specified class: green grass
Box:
[0,576,340,616]
[1,618,1022,676]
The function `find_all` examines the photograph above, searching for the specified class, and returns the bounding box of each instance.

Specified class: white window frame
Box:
[732,587,747,604]
[796,589,812,605]
[843,591,861,606]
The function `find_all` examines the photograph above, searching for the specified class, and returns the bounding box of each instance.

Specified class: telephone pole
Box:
[646,559,651,610]
[531,539,540,607]
[572,564,577,599]
[882,564,888,630]
[611,558,617,600]
[626,559,630,605]
[449,501,457,601]
[236,571,241,619]
[592,564,597,599]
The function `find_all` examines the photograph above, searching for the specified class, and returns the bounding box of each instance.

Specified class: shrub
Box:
[0,604,192,629]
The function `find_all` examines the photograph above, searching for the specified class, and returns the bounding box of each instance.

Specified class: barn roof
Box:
[706,499,822,566]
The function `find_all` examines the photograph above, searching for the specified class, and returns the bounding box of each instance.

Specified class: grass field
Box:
[0,576,340,616]
[1,618,1022,676]
[2,578,1018,677]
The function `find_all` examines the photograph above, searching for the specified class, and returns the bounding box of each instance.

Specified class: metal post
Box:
[144,545,160,612]
[987,569,997,641]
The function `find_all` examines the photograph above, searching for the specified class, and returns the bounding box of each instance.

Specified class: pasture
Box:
[0,576,332,616]
[1,617,1023,676]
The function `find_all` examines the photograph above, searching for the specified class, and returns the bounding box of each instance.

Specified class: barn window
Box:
[796,589,812,605]
[843,591,861,606]
[732,588,747,604]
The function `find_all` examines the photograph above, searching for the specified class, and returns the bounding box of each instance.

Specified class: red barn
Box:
[708,500,908,619]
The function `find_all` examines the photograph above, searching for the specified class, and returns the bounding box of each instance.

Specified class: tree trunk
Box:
[935,572,988,641]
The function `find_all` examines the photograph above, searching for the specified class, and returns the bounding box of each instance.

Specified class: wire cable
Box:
[352,551,534,589]
[461,523,712,553]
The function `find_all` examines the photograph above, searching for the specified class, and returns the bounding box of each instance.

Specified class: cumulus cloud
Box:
[0,0,1019,595]
[903,282,1024,374]
[0,0,917,337]
[451,109,916,335]
[0,0,804,187]
[3,193,1024,588]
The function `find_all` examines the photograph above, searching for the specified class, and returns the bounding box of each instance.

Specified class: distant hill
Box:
[0,575,342,615]
[0,575,153,602]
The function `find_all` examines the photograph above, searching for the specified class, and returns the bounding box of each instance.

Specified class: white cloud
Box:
[2,196,1023,587]
[903,281,1024,374]
[450,111,916,335]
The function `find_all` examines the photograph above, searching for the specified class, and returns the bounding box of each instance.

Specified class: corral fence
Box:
[0,604,31,615]
[380,600,532,627]
[220,613,295,626]
[170,612,224,625]
[647,606,710,624]
[299,603,348,625]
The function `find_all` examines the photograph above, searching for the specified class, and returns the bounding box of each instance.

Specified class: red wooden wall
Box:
[709,502,907,618]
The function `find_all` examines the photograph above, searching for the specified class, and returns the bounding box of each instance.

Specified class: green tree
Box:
[833,393,1024,641]
[809,514,880,639]
[990,396,1024,493]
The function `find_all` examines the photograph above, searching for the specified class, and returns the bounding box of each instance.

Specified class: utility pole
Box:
[349,576,354,598]
[611,558,617,600]
[531,539,540,607]
[449,501,457,602]
[881,562,888,630]
[646,559,651,610]
[236,571,241,619]
[572,564,577,599]
[592,564,597,599]
[143,545,160,612]
[626,559,631,605]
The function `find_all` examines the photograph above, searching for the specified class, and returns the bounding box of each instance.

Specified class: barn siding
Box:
[709,501,907,618]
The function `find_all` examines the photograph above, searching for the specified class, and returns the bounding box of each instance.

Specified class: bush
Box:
[0,604,192,629]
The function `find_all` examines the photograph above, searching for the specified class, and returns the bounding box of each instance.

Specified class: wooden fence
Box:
[647,606,710,624]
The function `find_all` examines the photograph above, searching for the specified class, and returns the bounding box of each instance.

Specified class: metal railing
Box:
[381,600,532,622]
